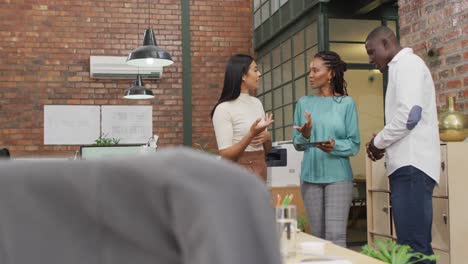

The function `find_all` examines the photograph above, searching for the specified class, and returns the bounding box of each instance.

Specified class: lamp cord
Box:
[147,0,151,28]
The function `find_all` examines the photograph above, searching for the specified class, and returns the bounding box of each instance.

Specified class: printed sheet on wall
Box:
[44,105,101,145]
[101,105,153,144]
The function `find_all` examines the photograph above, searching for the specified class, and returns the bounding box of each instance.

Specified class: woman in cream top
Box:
[211,54,273,182]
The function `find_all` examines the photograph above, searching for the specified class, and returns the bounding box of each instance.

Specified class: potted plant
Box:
[94,132,120,146]
[361,239,437,264]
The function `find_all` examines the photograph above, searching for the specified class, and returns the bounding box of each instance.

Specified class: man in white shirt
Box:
[365,26,440,263]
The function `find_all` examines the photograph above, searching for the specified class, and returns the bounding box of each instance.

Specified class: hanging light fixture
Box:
[126,0,174,67]
[123,74,154,100]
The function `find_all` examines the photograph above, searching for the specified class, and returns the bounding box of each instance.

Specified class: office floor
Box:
[346,209,367,252]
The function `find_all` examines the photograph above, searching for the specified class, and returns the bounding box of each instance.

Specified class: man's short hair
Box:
[366,26,398,42]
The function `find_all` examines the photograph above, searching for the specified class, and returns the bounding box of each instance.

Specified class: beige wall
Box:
[347,70,384,178]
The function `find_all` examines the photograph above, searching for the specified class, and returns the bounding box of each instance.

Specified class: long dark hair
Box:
[314,51,348,96]
[210,54,254,118]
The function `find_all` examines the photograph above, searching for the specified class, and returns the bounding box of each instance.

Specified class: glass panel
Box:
[272,46,281,68]
[274,108,284,128]
[254,10,261,29]
[281,39,292,62]
[294,77,306,100]
[273,87,282,107]
[263,53,271,72]
[261,2,270,23]
[264,92,272,111]
[280,0,288,7]
[329,19,381,42]
[258,76,264,94]
[305,46,318,66]
[258,95,264,105]
[263,71,272,92]
[254,0,261,11]
[274,128,284,142]
[306,21,318,48]
[257,57,263,75]
[284,125,293,141]
[273,66,282,88]
[283,83,293,104]
[387,20,397,35]
[293,52,306,78]
[283,60,292,82]
[346,69,384,179]
[293,29,305,56]
[271,0,280,14]
[329,43,369,64]
[284,104,293,125]
[261,0,268,3]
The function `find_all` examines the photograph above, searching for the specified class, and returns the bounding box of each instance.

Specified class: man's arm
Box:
[373,58,426,149]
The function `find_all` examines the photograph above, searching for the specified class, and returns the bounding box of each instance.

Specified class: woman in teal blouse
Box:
[293,51,360,247]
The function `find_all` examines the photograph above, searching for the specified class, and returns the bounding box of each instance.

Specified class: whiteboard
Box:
[44,105,101,145]
[101,105,152,144]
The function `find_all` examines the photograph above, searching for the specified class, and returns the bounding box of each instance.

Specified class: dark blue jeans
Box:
[389,165,436,264]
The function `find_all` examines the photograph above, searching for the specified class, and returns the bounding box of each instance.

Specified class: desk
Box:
[285,232,385,264]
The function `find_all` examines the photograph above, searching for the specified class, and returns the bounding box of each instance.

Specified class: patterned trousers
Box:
[301,180,353,247]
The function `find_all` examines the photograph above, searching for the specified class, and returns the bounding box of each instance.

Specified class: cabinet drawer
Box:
[370,191,391,236]
[370,159,388,191]
[432,198,450,251]
[433,249,449,264]
[434,145,448,197]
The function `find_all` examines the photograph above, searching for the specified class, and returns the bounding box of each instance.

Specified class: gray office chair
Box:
[0,148,10,158]
[0,147,281,264]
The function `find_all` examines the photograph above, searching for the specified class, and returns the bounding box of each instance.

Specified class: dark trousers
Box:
[389,165,436,264]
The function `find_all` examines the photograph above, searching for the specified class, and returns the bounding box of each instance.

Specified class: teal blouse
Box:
[293,95,360,183]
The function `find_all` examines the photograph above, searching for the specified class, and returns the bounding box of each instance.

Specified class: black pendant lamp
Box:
[126,0,173,68]
[124,74,154,100]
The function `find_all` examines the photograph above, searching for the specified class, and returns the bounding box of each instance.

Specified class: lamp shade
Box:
[126,28,174,67]
[123,74,154,100]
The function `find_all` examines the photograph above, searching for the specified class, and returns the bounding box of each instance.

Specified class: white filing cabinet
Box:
[366,142,468,264]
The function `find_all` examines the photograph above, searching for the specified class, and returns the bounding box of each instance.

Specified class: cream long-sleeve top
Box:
[212,93,266,152]
[374,48,440,183]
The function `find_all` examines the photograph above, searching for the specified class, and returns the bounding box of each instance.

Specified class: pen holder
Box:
[275,205,297,258]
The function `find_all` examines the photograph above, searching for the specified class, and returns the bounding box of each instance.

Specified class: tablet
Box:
[297,141,329,148]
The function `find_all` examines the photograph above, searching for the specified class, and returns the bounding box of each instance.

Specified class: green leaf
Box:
[361,239,437,264]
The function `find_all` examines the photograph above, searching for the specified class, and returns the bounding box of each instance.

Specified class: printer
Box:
[266,141,303,187]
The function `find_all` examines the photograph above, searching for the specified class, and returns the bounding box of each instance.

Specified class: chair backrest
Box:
[0,147,281,264]
[0,148,10,158]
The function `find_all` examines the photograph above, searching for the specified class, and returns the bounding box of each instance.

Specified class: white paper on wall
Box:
[101,105,152,144]
[44,105,101,145]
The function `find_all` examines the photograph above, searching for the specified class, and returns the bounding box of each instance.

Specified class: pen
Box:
[281,194,290,206]
[276,194,281,207]
[286,194,294,206]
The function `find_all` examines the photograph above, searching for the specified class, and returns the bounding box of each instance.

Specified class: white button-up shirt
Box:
[374,48,440,183]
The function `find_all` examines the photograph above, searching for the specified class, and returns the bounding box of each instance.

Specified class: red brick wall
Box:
[398,0,467,113]
[190,0,253,152]
[0,0,254,157]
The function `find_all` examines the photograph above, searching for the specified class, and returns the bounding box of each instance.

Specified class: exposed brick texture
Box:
[398,0,468,113]
[190,0,253,151]
[0,0,253,157]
